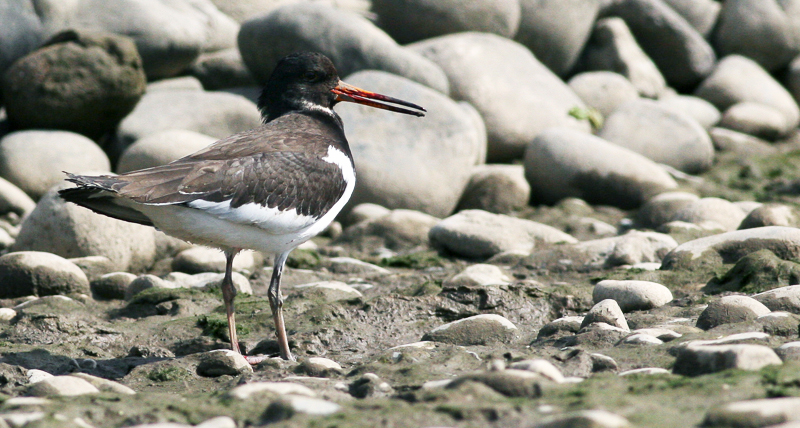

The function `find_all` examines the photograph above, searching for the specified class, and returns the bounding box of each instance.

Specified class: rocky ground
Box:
[4,0,800,427]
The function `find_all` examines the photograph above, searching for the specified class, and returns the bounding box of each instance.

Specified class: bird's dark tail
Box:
[59,173,155,226]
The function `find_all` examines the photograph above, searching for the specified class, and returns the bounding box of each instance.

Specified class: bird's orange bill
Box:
[332,81,426,117]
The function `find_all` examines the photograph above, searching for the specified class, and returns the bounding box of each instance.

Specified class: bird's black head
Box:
[258,52,340,122]
[259,52,426,123]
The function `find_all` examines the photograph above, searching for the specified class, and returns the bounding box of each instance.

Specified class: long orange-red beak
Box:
[332,81,426,117]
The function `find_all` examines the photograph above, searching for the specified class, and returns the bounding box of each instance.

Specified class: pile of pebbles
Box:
[2,0,800,427]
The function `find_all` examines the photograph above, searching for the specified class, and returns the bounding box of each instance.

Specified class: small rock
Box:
[429,209,577,259]
[535,409,631,428]
[568,231,678,268]
[620,333,663,346]
[349,372,393,398]
[706,250,800,294]
[703,397,800,427]
[296,357,342,378]
[590,353,619,373]
[448,369,542,398]
[443,264,510,287]
[632,328,682,342]
[538,316,584,338]
[91,272,137,300]
[335,208,440,251]
[673,344,782,376]
[26,370,53,384]
[327,257,390,275]
[456,164,530,214]
[343,203,391,227]
[754,285,800,314]
[0,177,36,217]
[719,102,791,140]
[636,191,700,229]
[196,350,253,377]
[188,47,257,90]
[124,275,178,300]
[0,308,16,322]
[593,280,673,312]
[679,332,771,348]
[580,300,629,331]
[696,295,771,330]
[172,247,256,274]
[294,281,362,303]
[69,373,135,395]
[0,251,89,298]
[661,0,720,37]
[740,204,799,229]
[68,255,115,283]
[709,127,776,157]
[227,382,316,400]
[776,342,800,362]
[509,359,565,383]
[264,395,341,418]
[423,314,518,345]
[618,368,671,376]
[26,376,99,397]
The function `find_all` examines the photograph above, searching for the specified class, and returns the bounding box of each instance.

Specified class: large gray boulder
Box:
[661,0,721,37]
[39,0,239,79]
[712,0,798,73]
[13,183,157,273]
[578,17,667,99]
[410,32,589,162]
[238,3,448,93]
[524,127,677,208]
[339,71,485,217]
[514,0,601,76]
[116,89,261,151]
[0,0,44,86]
[695,55,800,130]
[1,30,146,140]
[0,251,90,298]
[598,99,714,174]
[372,0,521,44]
[0,130,110,200]
[601,0,716,89]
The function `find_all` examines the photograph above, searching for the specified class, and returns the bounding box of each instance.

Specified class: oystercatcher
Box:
[59,52,425,361]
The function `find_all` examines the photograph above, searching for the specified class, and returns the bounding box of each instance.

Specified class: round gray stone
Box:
[429,209,577,259]
[524,127,678,208]
[423,314,518,345]
[719,102,791,140]
[673,344,782,376]
[514,0,601,76]
[238,3,448,93]
[0,251,89,298]
[580,299,629,331]
[1,30,146,140]
[0,130,110,200]
[14,183,157,272]
[372,0,521,44]
[91,272,137,300]
[696,295,771,330]
[712,0,798,72]
[593,280,673,312]
[455,164,530,215]
[598,99,714,174]
[657,95,721,129]
[410,32,590,162]
[338,71,485,217]
[661,0,721,37]
[695,55,800,130]
[739,204,799,229]
[636,191,700,229]
[670,197,746,232]
[116,89,261,151]
[753,285,800,314]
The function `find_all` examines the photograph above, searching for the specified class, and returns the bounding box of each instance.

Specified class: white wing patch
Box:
[187,199,317,234]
